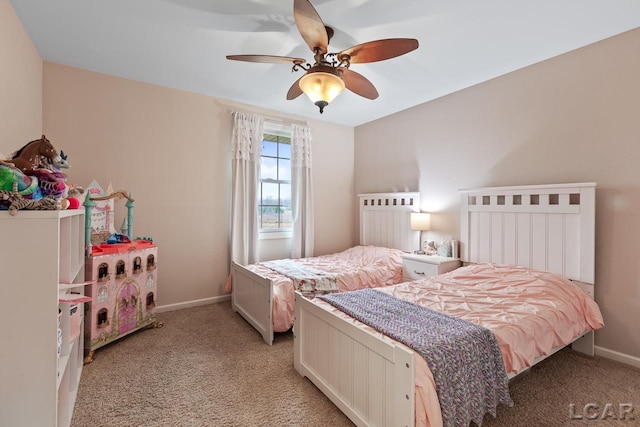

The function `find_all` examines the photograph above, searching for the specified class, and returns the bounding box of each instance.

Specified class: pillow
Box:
[437,241,452,257]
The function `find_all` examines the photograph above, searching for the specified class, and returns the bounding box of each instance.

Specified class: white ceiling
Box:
[10,0,640,127]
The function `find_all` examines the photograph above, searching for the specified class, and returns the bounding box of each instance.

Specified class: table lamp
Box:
[410,212,431,254]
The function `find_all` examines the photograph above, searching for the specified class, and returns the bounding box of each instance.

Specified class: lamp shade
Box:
[299,70,345,113]
[410,212,431,231]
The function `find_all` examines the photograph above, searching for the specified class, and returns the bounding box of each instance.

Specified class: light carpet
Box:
[71,303,640,427]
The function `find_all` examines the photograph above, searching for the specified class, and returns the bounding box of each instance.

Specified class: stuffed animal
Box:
[1,137,80,214]
[8,135,65,174]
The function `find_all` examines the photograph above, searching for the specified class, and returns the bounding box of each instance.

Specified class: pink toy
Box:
[81,181,163,363]
[84,240,160,363]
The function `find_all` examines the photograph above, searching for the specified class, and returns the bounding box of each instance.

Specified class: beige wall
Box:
[355,28,640,359]
[0,0,42,149]
[42,63,354,308]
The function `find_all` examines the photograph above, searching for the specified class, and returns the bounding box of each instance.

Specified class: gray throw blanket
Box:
[261,259,338,293]
[320,289,513,427]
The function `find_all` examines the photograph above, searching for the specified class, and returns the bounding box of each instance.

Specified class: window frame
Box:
[258,122,292,236]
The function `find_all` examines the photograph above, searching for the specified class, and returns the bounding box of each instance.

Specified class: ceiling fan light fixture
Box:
[227,1,419,114]
[299,70,345,113]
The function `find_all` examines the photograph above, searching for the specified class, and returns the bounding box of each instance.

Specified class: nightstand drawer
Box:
[401,255,461,281]
[403,259,439,280]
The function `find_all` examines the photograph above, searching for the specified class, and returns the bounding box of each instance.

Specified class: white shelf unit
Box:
[0,209,86,427]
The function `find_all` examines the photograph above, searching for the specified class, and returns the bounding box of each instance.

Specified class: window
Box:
[259,122,292,232]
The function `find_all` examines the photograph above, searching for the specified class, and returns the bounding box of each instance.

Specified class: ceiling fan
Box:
[226,0,419,114]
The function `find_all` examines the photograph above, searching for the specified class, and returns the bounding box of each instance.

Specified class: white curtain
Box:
[290,123,314,258]
[230,112,263,265]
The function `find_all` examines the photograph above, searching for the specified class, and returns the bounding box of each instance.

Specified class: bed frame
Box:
[231,192,419,345]
[294,182,597,426]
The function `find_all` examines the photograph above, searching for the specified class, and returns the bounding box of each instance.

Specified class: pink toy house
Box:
[82,181,161,363]
[84,241,159,362]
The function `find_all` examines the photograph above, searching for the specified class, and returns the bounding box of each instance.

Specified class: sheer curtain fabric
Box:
[230,112,263,265]
[290,123,314,258]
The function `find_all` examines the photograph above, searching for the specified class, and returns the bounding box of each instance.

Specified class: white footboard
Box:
[231,261,274,345]
[294,292,416,427]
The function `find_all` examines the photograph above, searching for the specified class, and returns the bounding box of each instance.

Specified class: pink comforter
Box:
[235,245,405,332]
[314,263,604,427]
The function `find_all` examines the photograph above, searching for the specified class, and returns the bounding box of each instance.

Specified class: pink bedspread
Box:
[312,263,604,427]
[232,245,405,332]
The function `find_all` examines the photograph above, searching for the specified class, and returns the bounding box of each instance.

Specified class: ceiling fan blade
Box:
[337,38,419,63]
[287,76,304,100]
[340,68,379,100]
[294,0,328,54]
[226,54,306,65]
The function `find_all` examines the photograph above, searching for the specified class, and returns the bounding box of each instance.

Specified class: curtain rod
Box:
[225,108,307,126]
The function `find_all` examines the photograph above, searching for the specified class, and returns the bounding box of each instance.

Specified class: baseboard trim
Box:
[595,345,640,369]
[156,295,230,313]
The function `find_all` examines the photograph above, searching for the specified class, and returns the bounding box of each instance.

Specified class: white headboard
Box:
[358,192,420,253]
[459,183,596,284]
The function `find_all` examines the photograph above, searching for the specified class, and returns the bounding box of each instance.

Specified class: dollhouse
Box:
[82,181,161,363]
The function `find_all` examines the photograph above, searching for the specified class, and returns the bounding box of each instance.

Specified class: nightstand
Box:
[401,254,461,281]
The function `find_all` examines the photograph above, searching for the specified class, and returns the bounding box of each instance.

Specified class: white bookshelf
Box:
[0,209,86,427]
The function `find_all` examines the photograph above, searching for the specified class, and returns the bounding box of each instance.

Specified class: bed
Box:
[230,192,420,345]
[294,182,603,426]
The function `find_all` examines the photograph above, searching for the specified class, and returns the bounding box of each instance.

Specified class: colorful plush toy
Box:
[0,164,41,198]
[0,182,61,215]
[1,136,79,214]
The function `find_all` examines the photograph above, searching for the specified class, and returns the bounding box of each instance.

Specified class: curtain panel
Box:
[290,123,314,258]
[230,112,263,265]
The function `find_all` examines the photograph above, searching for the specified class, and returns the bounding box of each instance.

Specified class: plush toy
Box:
[0,164,40,196]
[8,135,65,174]
[0,183,61,216]
[67,184,85,199]
[66,197,81,209]
[1,136,79,213]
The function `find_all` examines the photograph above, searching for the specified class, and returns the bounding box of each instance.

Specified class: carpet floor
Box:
[71,302,640,427]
